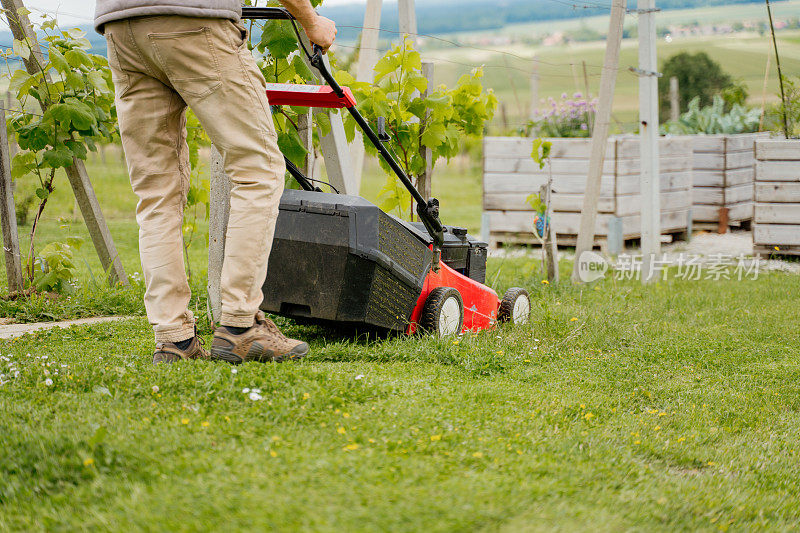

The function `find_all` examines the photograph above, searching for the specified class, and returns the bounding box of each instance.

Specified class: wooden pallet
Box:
[753,139,800,255]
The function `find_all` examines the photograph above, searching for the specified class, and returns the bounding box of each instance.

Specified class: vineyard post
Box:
[418,61,434,200]
[571,0,626,283]
[669,76,679,122]
[529,63,539,121]
[350,0,384,188]
[0,108,23,292]
[638,0,661,284]
[1,0,128,286]
[207,146,231,324]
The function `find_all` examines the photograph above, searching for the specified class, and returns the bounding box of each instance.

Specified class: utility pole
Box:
[571,0,627,283]
[637,0,661,284]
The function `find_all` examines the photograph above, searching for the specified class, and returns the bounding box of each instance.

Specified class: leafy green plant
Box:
[32,237,83,294]
[336,38,497,218]
[3,13,116,286]
[662,95,760,135]
[181,110,210,282]
[766,75,800,139]
[525,139,552,241]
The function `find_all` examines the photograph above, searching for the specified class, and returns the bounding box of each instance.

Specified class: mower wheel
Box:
[498,287,531,325]
[420,287,464,336]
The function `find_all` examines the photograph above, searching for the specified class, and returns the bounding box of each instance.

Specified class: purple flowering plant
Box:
[527,92,597,138]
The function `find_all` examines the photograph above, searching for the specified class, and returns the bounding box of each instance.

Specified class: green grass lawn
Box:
[2,135,800,529]
[1,260,800,530]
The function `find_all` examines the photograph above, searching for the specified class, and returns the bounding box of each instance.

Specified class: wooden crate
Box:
[482,136,693,249]
[688,133,767,229]
[753,139,800,256]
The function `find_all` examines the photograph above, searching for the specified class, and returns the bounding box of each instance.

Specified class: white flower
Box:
[242,388,250,393]
[231,368,238,374]
[252,388,261,394]
[355,374,364,380]
[152,385,160,394]
[249,392,263,401]
[44,378,53,386]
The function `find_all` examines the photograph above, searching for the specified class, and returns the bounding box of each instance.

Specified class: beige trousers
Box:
[105,16,285,342]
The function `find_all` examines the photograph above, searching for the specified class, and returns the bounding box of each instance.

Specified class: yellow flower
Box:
[584,412,594,420]
[201,421,210,427]
[342,412,350,418]
[654,425,661,431]
[430,434,442,442]
[707,461,717,466]
[541,279,549,285]
[83,457,94,467]
[523,359,531,362]
[472,452,484,458]
[225,416,230,422]
[181,418,189,425]
[272,436,281,442]
[677,436,686,443]
[570,317,578,322]
[658,412,667,417]
[368,438,376,443]
[516,449,523,455]
[337,426,346,434]
[496,350,504,355]
[774,246,780,251]
[303,392,310,400]
[270,450,278,457]
[634,440,641,445]
[344,443,360,451]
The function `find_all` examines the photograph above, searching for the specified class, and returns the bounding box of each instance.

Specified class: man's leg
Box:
[104,21,198,347]
[126,16,307,362]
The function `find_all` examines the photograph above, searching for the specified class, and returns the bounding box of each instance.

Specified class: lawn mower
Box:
[242,7,531,336]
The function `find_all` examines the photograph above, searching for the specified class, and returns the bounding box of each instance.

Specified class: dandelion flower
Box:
[344,443,360,451]
[430,435,442,441]
[774,246,780,251]
[270,450,278,457]
[83,457,95,467]
[303,392,310,399]
[472,452,484,458]
[541,279,549,285]
[181,418,189,425]
[584,412,594,420]
[337,426,346,434]
[570,317,578,322]
[343,412,350,418]
[201,421,210,427]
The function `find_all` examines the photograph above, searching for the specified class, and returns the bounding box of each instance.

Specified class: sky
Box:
[29,0,369,26]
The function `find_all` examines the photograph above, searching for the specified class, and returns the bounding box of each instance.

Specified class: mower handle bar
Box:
[240,6,445,249]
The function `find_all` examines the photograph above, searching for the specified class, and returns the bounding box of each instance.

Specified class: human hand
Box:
[303,14,337,53]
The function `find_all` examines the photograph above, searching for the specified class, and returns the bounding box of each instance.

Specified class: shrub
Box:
[662,95,760,135]
[658,52,743,120]
[526,93,596,138]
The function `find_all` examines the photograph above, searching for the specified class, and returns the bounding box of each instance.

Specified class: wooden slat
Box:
[756,140,800,161]
[482,173,550,194]
[725,183,753,205]
[754,223,800,246]
[693,187,723,205]
[725,150,756,170]
[725,167,755,186]
[693,170,724,187]
[756,181,800,203]
[755,160,800,182]
[754,203,800,224]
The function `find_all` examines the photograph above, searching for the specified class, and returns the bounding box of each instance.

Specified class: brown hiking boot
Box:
[153,334,210,364]
[211,311,309,364]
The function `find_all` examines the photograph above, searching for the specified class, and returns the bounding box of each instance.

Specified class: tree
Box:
[658,51,737,121]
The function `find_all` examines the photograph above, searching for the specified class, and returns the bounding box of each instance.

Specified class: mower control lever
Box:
[376,117,391,141]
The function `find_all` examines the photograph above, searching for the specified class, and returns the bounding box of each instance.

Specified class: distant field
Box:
[464,0,800,39]
[426,29,800,131]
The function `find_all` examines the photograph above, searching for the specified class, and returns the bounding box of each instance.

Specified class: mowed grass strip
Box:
[1,260,799,531]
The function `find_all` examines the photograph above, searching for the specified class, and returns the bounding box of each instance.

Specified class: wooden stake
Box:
[350,0,384,189]
[669,76,679,122]
[207,146,231,324]
[2,0,128,286]
[759,53,772,131]
[398,0,418,36]
[571,0,626,283]
[0,109,23,292]
[418,61,434,200]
